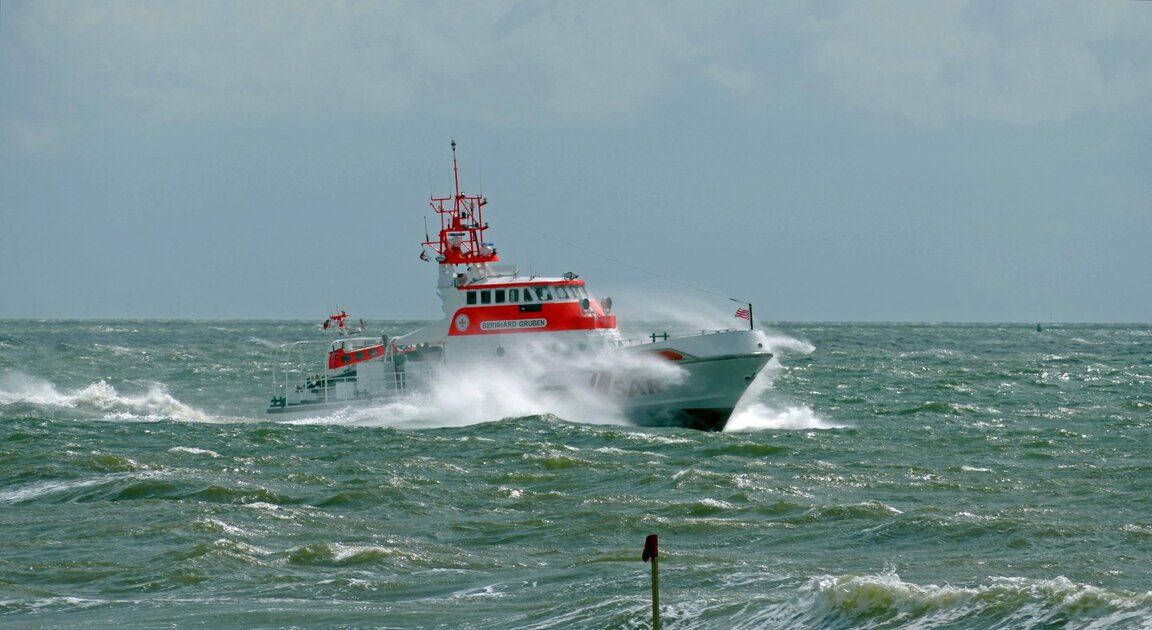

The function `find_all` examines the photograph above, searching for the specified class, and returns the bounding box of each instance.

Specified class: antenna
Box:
[451,139,460,198]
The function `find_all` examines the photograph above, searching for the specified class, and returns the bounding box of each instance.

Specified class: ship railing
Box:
[269,338,441,407]
[270,340,331,401]
[270,338,378,404]
[616,328,743,347]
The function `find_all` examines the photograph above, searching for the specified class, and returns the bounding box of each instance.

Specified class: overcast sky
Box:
[1,1,1149,322]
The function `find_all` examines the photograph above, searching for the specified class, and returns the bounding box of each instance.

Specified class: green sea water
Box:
[1,320,1150,628]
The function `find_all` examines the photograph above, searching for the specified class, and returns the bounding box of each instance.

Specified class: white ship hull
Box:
[269,329,772,431]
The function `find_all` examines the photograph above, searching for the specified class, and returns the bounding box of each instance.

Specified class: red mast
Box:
[423,141,499,266]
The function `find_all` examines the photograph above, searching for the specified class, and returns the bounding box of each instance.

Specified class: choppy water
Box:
[1,320,1150,628]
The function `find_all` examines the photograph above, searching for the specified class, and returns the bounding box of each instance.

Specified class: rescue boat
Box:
[267,142,773,431]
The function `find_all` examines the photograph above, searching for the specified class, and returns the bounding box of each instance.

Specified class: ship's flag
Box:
[734,307,751,321]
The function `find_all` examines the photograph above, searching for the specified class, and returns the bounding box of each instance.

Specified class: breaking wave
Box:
[0,370,212,423]
[725,331,842,432]
[726,401,843,432]
[762,571,1152,629]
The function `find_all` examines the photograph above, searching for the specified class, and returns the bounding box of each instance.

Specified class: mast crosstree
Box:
[423,141,499,267]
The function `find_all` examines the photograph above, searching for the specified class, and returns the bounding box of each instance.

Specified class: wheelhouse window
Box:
[556,286,570,299]
[481,290,492,304]
[535,286,553,301]
[466,291,477,305]
[495,289,506,304]
[509,288,519,302]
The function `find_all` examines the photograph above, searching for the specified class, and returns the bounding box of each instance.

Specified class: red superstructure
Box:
[413,142,617,347]
[327,340,386,371]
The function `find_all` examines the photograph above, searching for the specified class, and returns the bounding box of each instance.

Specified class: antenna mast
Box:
[422,141,499,266]
[452,140,461,199]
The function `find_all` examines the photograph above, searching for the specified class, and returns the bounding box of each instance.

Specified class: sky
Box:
[1,0,1149,323]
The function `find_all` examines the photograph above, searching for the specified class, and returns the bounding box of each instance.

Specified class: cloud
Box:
[8,1,415,121]
[6,117,63,156]
[5,0,1151,157]
[492,2,700,118]
[3,0,713,134]
[807,0,1152,125]
[705,65,756,96]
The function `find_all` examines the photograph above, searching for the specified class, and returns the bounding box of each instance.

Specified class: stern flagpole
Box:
[730,298,754,331]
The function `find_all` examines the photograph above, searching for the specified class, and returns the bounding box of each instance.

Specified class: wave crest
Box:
[796,571,1152,629]
[0,370,211,422]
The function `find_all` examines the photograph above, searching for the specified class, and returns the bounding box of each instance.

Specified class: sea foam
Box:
[0,370,212,423]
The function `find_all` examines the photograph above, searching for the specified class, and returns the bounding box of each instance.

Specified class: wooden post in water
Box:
[642,534,660,629]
